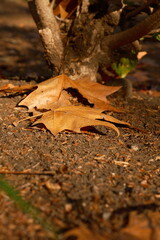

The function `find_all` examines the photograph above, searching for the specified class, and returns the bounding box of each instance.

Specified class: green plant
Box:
[111,57,137,78]
[152,32,160,41]
[0,175,58,239]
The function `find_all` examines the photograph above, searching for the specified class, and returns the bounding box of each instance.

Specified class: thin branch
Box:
[126,0,157,19]
[28,0,63,73]
[103,7,160,50]
[0,170,56,175]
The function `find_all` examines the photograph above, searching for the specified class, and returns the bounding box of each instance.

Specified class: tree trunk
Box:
[28,0,63,73]
[27,0,160,81]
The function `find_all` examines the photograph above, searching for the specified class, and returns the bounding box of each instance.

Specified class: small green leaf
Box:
[111,58,137,78]
[152,32,160,41]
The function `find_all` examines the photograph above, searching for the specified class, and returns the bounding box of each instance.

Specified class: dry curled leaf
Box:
[0,83,35,94]
[65,224,108,240]
[33,106,129,136]
[19,74,121,112]
[53,0,78,19]
[119,212,160,240]
[18,74,128,136]
[71,76,122,111]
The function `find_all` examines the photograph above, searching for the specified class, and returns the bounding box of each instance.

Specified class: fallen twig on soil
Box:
[0,170,56,176]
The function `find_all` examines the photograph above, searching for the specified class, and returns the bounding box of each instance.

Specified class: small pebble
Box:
[131,145,139,151]
[65,203,72,212]
[140,180,148,188]
[102,212,111,220]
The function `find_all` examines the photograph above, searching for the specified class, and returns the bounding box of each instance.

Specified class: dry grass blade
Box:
[0,170,55,175]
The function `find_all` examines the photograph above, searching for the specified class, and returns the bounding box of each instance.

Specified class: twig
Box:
[128,126,149,134]
[126,0,156,19]
[0,171,56,176]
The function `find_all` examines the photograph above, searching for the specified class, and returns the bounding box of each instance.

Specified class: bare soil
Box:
[0,1,160,239]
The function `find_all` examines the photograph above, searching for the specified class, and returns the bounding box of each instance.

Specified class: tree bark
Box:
[28,0,63,73]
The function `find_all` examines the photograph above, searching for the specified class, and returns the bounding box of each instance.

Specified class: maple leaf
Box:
[119,212,160,240]
[65,224,108,240]
[19,74,121,112]
[33,106,129,136]
[17,74,129,136]
[53,0,78,19]
[68,76,122,111]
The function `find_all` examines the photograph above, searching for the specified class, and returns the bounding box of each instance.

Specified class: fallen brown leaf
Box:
[65,224,109,240]
[71,76,122,111]
[118,211,160,240]
[0,83,35,94]
[19,75,64,111]
[59,3,68,19]
[33,106,129,136]
[19,74,121,112]
[69,76,121,104]
[53,0,78,19]
[17,74,129,136]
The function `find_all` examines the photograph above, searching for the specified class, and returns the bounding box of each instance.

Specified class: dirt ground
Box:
[0,0,160,239]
